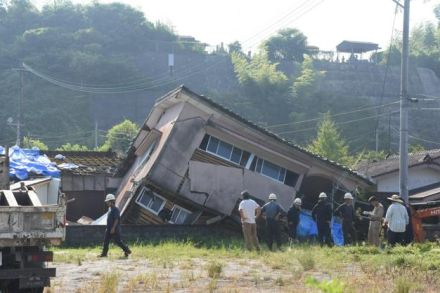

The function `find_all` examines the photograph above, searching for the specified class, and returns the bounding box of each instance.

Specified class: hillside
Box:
[1,0,440,154]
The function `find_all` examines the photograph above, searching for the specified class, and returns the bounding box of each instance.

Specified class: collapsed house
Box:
[114,86,372,226]
[43,151,122,222]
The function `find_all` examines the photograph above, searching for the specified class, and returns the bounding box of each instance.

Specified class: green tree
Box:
[292,56,325,99]
[409,144,425,153]
[307,113,351,165]
[99,120,139,154]
[262,28,310,63]
[228,41,243,55]
[231,51,290,122]
[22,136,48,150]
[56,143,89,151]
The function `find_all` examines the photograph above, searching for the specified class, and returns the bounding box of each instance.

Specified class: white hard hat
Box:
[319,192,327,198]
[269,193,277,200]
[344,192,354,200]
[105,193,116,202]
[293,198,302,205]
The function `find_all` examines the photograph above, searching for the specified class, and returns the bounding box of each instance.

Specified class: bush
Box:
[297,252,315,271]
[206,261,223,278]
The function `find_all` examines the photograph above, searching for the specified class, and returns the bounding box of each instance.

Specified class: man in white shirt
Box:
[238,190,261,251]
[384,194,409,246]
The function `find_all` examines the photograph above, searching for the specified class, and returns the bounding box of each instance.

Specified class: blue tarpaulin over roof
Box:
[0,146,60,180]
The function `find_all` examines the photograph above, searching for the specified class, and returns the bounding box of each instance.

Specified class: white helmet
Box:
[293,198,302,205]
[344,192,354,200]
[269,193,277,200]
[105,193,116,202]
[319,192,327,199]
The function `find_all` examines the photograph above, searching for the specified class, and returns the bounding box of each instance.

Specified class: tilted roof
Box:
[153,86,372,185]
[355,149,440,178]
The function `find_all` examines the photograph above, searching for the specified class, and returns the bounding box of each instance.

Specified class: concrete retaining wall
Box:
[64,224,240,246]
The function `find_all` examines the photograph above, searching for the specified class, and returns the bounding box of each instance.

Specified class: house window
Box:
[135,187,166,215]
[169,205,192,224]
[136,140,157,170]
[199,134,300,188]
[199,134,249,167]
[249,156,299,187]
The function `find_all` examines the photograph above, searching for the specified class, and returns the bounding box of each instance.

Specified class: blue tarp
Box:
[297,210,344,246]
[0,146,60,180]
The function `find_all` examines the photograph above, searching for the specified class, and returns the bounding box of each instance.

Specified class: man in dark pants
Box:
[100,194,131,258]
[384,194,409,246]
[287,198,302,242]
[261,193,283,251]
[335,192,357,245]
[312,192,333,246]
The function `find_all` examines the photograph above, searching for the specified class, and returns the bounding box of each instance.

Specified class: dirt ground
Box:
[46,243,440,293]
[50,257,331,292]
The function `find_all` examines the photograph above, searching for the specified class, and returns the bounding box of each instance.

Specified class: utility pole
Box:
[11,68,25,147]
[94,120,99,149]
[399,0,410,203]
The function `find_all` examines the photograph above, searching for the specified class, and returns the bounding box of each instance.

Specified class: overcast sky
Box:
[32,0,439,51]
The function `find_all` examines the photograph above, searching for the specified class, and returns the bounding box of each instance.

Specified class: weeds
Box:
[98,272,119,293]
[394,277,412,293]
[207,278,218,293]
[206,261,223,278]
[274,276,284,286]
[50,241,440,292]
[297,251,315,271]
[305,276,345,293]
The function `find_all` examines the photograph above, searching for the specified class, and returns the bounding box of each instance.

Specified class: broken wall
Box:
[188,161,295,215]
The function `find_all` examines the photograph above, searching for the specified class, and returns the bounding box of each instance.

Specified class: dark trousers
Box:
[388,230,405,246]
[266,219,282,250]
[342,222,356,245]
[102,230,130,256]
[288,222,298,240]
[317,222,332,246]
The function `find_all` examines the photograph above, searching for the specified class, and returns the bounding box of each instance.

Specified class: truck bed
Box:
[0,190,65,247]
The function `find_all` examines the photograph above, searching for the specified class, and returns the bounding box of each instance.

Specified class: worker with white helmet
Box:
[335,192,357,245]
[261,193,284,250]
[287,197,302,242]
[312,192,333,246]
[99,194,131,258]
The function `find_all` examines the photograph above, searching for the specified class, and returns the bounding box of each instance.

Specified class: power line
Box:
[391,126,440,146]
[266,100,399,129]
[22,0,326,94]
[276,111,396,135]
[374,3,399,151]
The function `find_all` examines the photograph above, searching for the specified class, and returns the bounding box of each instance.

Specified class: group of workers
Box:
[238,190,411,251]
[99,188,411,257]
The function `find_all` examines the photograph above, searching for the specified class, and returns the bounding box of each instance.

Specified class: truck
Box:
[0,151,66,293]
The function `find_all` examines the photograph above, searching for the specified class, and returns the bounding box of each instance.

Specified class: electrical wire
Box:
[276,111,396,135]
[391,126,440,146]
[266,100,399,129]
[374,3,399,149]
[22,0,327,94]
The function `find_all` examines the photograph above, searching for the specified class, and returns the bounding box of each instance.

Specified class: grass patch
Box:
[51,240,440,292]
[296,251,315,271]
[394,277,412,293]
[206,261,223,278]
[306,276,345,293]
[98,271,119,293]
